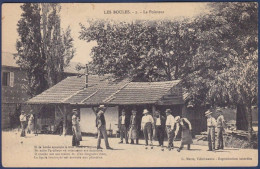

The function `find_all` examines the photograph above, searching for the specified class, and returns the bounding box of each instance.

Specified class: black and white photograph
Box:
[1,2,258,167]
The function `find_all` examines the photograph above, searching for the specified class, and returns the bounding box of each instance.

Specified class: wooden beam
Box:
[152,105,156,117]
[63,105,67,136]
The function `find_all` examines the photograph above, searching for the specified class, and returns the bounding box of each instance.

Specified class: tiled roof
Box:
[65,79,130,105]
[109,81,181,105]
[27,75,182,105]
[1,52,84,74]
[27,75,112,104]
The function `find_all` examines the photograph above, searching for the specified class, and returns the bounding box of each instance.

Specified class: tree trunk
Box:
[247,104,253,144]
[236,104,248,130]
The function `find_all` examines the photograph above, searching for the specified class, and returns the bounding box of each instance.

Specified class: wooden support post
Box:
[152,105,156,117]
[181,104,186,118]
[63,105,67,136]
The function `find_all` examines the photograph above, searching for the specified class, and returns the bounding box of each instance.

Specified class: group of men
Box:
[19,111,35,137]
[206,108,226,151]
[118,108,193,151]
[20,104,225,152]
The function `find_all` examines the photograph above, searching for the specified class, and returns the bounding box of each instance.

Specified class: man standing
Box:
[93,105,112,150]
[154,110,166,147]
[141,109,154,148]
[165,109,175,150]
[216,108,226,150]
[118,110,129,144]
[205,110,217,151]
[19,111,27,137]
[129,110,139,144]
[72,109,82,146]
[27,114,34,134]
[175,116,193,152]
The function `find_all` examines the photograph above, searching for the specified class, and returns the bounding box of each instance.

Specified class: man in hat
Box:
[19,111,27,137]
[141,109,154,147]
[92,105,112,149]
[175,116,193,152]
[205,110,217,151]
[118,109,129,144]
[72,109,82,146]
[216,108,226,150]
[153,110,166,147]
[165,109,176,150]
[129,109,139,144]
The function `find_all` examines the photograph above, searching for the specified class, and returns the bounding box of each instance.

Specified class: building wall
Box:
[2,67,29,129]
[1,66,79,129]
[80,106,118,134]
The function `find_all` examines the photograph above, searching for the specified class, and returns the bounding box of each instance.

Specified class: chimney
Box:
[85,64,88,88]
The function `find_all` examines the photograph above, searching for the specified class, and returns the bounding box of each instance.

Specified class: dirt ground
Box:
[2,131,258,167]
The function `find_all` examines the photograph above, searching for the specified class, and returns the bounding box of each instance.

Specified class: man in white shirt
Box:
[205,110,217,151]
[165,109,175,150]
[216,108,226,150]
[118,110,129,144]
[141,109,154,147]
[19,111,27,137]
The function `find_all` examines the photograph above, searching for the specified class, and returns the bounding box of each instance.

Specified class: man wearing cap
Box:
[118,110,129,144]
[165,109,176,150]
[19,111,27,137]
[205,110,217,151]
[153,110,166,147]
[216,108,226,150]
[141,109,154,147]
[129,110,139,144]
[93,105,112,149]
[72,109,82,146]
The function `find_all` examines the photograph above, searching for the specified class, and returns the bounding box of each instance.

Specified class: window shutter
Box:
[10,72,14,87]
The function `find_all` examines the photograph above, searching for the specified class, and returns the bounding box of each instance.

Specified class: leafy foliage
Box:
[16,3,75,97]
[79,19,197,82]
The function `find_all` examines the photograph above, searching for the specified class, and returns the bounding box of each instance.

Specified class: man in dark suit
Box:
[129,109,139,144]
[118,109,129,144]
[92,105,112,150]
[154,110,166,147]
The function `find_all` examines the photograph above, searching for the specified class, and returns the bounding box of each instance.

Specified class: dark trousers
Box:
[179,143,191,150]
[120,125,128,143]
[72,133,80,146]
[143,123,153,146]
[97,125,110,148]
[156,125,164,146]
[166,126,174,148]
[216,127,224,149]
[207,127,215,150]
[131,139,139,144]
[20,121,26,137]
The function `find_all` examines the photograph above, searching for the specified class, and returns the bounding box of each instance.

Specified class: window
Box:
[2,72,14,87]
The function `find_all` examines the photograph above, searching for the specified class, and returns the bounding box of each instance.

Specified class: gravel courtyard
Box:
[2,131,258,167]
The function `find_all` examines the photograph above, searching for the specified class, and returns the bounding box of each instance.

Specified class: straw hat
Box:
[143,109,149,114]
[205,110,212,116]
[99,105,105,109]
[165,109,172,114]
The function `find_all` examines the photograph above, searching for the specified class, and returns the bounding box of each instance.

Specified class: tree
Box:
[185,2,257,143]
[79,19,198,82]
[16,3,75,97]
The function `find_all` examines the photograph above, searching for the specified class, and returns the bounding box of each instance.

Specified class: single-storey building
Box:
[1,52,84,129]
[27,73,194,137]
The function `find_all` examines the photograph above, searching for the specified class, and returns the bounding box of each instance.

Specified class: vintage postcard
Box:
[1,2,258,167]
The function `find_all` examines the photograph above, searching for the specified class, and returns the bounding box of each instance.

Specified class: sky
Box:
[2,3,209,64]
